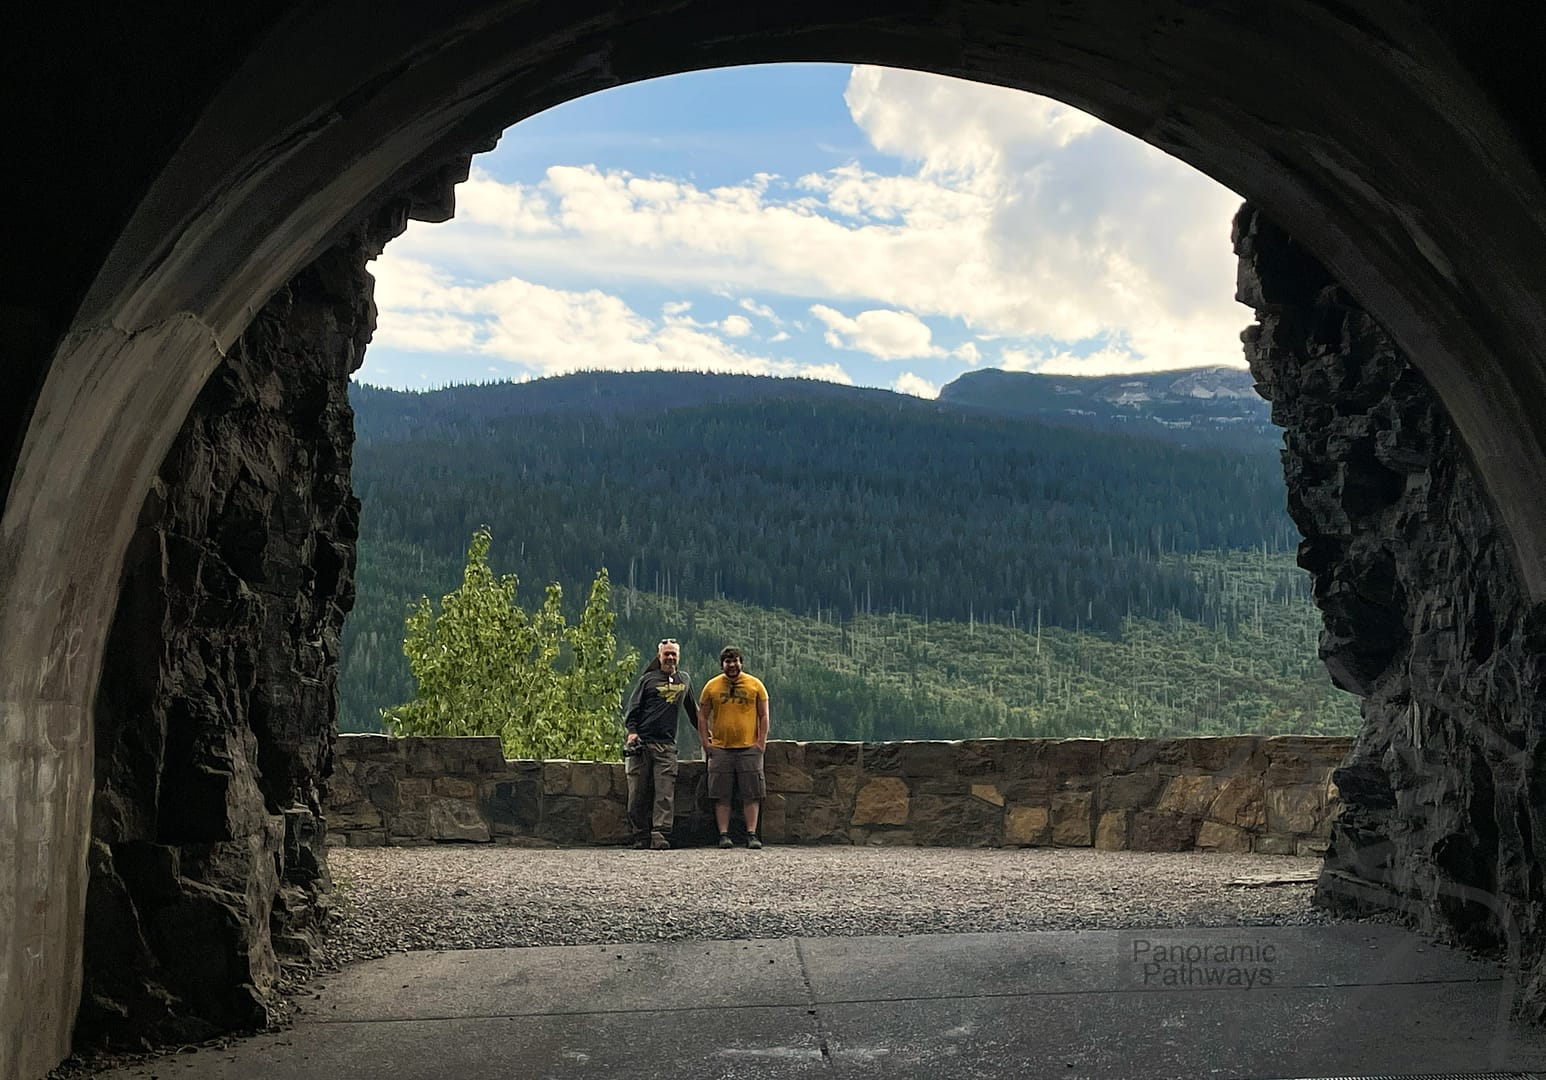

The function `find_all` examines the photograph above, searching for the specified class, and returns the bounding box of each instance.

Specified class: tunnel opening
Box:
[8,6,1546,1077]
[74,61,1390,1063]
[339,63,1351,749]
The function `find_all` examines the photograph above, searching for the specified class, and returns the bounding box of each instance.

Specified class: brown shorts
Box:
[706,746,766,802]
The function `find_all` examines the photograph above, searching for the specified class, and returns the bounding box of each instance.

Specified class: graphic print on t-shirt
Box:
[656,678,686,704]
[716,679,752,705]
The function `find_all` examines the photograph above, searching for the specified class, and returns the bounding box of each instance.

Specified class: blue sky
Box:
[360,64,1247,397]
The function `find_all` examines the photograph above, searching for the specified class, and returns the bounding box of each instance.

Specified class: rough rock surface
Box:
[79,245,369,1047]
[77,148,489,1049]
[1235,204,1546,1019]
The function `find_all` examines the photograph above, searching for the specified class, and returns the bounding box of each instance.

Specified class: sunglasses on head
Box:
[658,638,678,647]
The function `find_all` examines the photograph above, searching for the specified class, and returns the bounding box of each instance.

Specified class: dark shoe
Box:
[650,833,671,850]
[747,835,763,850]
[718,833,734,849]
[633,836,651,850]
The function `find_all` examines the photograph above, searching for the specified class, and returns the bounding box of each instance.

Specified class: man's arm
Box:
[623,676,646,743]
[697,692,715,751]
[755,689,769,752]
[683,679,701,733]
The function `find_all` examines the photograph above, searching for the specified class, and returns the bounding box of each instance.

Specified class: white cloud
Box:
[953,341,981,365]
[894,372,939,398]
[370,311,482,353]
[810,305,939,360]
[721,315,753,337]
[739,297,779,322]
[797,363,854,384]
[380,65,1250,381]
[372,254,827,380]
[769,331,790,343]
[453,172,559,234]
[1000,344,1167,376]
[662,300,693,316]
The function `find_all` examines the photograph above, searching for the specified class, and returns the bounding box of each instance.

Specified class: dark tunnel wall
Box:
[76,165,483,1047]
[1237,205,1546,1019]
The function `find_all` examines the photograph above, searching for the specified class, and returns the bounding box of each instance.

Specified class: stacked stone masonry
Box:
[327,734,1350,855]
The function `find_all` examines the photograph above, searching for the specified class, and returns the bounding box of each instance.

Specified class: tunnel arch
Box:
[28,3,1546,596]
[7,4,1546,1075]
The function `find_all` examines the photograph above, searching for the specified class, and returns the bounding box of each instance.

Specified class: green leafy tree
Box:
[381,527,638,760]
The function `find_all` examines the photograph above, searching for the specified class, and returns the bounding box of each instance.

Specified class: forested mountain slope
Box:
[341,370,1358,738]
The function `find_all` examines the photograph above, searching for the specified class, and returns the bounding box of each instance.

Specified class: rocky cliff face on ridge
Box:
[939,366,1276,449]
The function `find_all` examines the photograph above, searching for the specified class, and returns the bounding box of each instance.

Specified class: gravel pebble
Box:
[319,845,1360,967]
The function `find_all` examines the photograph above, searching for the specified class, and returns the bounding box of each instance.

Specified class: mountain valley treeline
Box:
[341,371,1360,741]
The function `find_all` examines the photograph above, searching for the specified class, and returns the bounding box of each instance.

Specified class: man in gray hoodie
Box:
[623,638,701,849]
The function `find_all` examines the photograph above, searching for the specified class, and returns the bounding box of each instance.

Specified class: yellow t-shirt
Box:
[698,673,768,749]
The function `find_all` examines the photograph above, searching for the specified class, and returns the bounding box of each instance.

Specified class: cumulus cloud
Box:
[721,314,753,337]
[810,305,940,360]
[379,65,1249,380]
[453,172,558,234]
[894,372,939,398]
[373,254,831,380]
[1001,345,1167,376]
[799,362,855,385]
[844,68,1247,370]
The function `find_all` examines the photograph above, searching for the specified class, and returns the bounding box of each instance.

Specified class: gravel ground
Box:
[48,845,1392,1077]
[320,844,1359,967]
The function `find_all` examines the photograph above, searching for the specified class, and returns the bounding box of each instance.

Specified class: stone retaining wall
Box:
[327,734,1351,854]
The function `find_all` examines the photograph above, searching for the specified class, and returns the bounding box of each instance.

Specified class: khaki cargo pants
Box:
[625,740,678,839]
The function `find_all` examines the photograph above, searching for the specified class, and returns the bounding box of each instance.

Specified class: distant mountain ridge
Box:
[350,371,904,446]
[938,366,1276,449]
[347,373,1297,625]
[353,366,1279,451]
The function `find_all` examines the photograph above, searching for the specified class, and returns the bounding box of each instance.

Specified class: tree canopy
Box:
[381,527,638,760]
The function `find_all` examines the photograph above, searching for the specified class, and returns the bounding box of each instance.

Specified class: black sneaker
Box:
[747,835,763,850]
[632,836,651,850]
[650,833,671,850]
[718,833,734,849]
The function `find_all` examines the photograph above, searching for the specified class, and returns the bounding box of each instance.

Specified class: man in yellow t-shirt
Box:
[697,646,770,850]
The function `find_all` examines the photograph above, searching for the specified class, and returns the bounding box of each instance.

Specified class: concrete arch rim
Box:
[56,2,1546,590]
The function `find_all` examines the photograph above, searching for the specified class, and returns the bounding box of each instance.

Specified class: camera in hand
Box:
[623,739,643,757]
